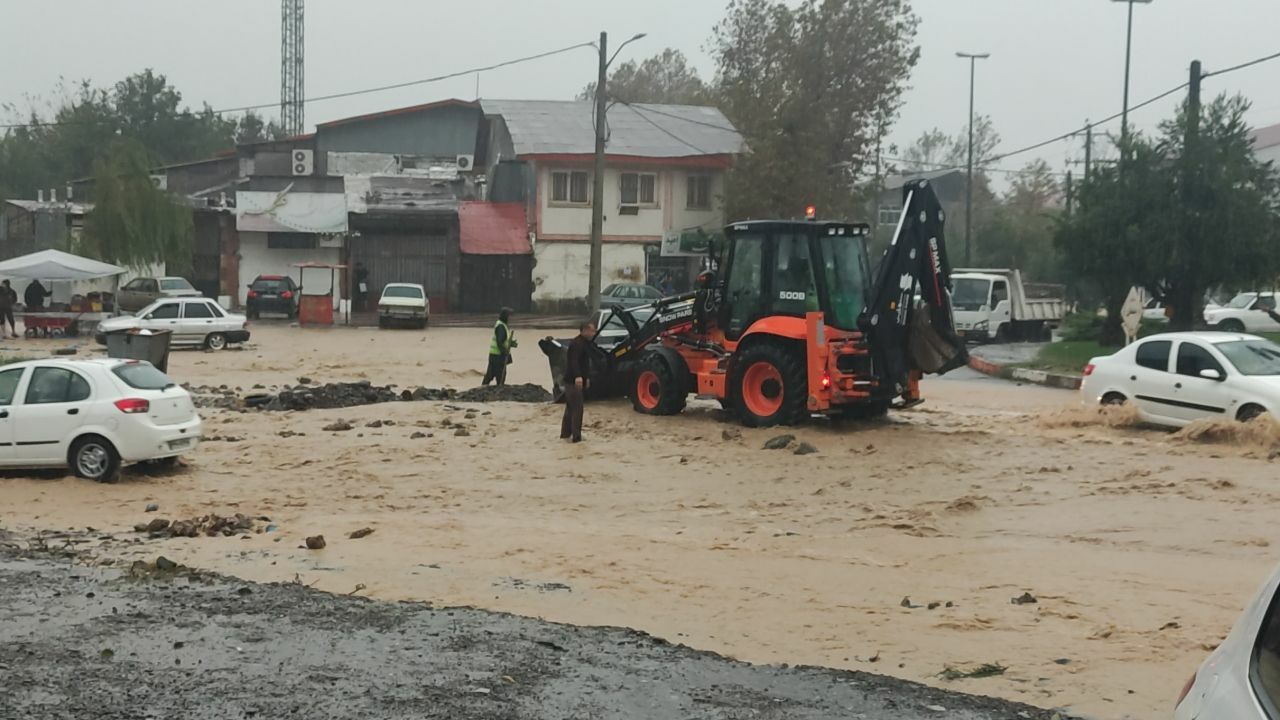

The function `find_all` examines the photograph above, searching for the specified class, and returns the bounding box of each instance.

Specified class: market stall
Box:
[0,249,126,337]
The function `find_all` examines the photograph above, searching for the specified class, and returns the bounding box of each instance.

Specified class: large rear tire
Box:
[730,342,808,428]
[630,353,687,416]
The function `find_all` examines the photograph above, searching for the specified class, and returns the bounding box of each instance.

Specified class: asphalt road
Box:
[0,546,1078,720]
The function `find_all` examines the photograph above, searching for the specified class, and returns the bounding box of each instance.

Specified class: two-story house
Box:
[481,99,744,312]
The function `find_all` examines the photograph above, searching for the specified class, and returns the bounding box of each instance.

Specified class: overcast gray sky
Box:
[3,0,1278,178]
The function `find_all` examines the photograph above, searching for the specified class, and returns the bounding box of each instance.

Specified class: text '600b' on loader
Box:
[539,179,968,427]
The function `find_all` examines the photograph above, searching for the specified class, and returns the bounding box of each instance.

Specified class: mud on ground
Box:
[0,547,1075,720]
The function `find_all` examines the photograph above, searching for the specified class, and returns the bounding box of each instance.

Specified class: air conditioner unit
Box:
[292,149,314,176]
[455,154,475,171]
[149,175,168,191]
[619,204,640,216]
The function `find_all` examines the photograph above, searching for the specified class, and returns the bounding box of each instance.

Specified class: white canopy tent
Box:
[0,249,127,315]
[0,249,125,281]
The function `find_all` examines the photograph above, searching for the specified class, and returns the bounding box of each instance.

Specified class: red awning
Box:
[458,202,531,255]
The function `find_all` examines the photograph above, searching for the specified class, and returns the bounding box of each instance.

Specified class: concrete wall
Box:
[536,165,726,240]
[531,241,646,312]
[236,231,340,309]
[317,105,481,161]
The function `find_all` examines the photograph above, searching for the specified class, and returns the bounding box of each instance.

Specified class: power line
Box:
[0,41,595,130]
[1203,49,1280,78]
[622,102,713,155]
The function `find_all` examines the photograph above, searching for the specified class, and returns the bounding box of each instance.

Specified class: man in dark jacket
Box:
[482,307,518,386]
[561,320,597,443]
[0,280,16,339]
[24,280,52,310]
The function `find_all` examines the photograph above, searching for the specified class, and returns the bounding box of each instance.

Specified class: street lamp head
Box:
[1111,0,1153,3]
[956,52,991,59]
[630,33,648,42]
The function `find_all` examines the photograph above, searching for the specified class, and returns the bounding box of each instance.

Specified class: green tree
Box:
[712,0,920,221]
[80,139,193,272]
[579,48,711,105]
[235,110,287,144]
[1149,94,1280,330]
[975,160,1062,281]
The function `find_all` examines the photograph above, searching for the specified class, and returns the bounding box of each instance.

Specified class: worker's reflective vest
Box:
[489,320,511,355]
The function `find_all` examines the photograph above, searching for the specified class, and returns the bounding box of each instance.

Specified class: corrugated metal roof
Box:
[481,99,744,158]
[4,200,93,214]
[459,202,530,255]
[318,99,478,129]
[1250,122,1280,151]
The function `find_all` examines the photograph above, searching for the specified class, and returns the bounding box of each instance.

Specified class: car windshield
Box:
[160,278,194,291]
[1227,293,1258,309]
[113,362,176,389]
[1217,340,1280,376]
[952,278,990,311]
[383,286,423,299]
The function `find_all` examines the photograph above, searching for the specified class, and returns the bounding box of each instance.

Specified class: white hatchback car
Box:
[1081,332,1280,427]
[0,358,202,482]
[1175,563,1280,718]
[96,297,250,350]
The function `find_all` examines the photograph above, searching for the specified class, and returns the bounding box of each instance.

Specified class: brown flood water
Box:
[2,324,1278,720]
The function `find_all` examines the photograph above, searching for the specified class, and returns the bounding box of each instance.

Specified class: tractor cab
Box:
[716,221,872,340]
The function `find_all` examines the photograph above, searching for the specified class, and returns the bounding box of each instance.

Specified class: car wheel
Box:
[205,333,228,351]
[70,435,120,483]
[1101,392,1127,406]
[994,324,1010,343]
[1219,319,1246,333]
[247,307,259,320]
[1238,404,1268,422]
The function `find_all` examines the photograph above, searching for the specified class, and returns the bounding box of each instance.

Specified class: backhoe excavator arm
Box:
[861,178,968,400]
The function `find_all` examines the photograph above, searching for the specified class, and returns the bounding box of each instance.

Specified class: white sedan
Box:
[1081,331,1280,427]
[0,358,202,482]
[1175,562,1280,718]
[96,297,250,350]
[377,283,429,329]
[1204,292,1280,334]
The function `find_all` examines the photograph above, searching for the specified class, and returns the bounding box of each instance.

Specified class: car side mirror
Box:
[1199,368,1223,381]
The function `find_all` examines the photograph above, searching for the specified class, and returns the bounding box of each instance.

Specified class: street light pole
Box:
[1113,0,1153,157]
[956,51,989,268]
[588,31,608,313]
[588,31,647,312]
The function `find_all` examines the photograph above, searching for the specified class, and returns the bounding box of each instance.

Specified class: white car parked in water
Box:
[96,298,250,350]
[377,283,429,329]
[1176,562,1280,718]
[1081,331,1280,428]
[0,358,202,482]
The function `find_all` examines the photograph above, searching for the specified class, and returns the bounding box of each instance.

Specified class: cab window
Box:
[1135,340,1171,372]
[724,234,765,336]
[769,233,819,316]
[992,281,1009,306]
[1260,296,1278,312]
[0,367,24,405]
[24,367,90,405]
[1176,342,1225,378]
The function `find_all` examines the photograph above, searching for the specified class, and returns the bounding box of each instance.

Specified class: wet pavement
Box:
[0,547,1076,720]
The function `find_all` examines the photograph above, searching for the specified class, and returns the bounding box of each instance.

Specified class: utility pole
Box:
[588,31,608,311]
[1084,123,1094,180]
[1177,59,1202,328]
[1112,0,1153,159]
[1065,170,1074,217]
[956,52,990,267]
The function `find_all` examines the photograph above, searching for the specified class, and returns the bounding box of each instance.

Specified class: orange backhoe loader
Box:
[540,179,968,427]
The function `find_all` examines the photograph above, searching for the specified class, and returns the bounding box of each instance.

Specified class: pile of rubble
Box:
[133,513,267,538]
[186,379,552,412]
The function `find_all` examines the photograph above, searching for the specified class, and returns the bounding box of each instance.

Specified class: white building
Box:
[1251,122,1280,167]
[481,99,745,312]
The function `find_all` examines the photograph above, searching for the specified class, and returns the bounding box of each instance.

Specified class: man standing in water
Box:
[561,320,597,443]
[483,307,517,386]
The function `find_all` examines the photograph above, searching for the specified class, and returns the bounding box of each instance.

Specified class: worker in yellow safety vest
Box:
[482,307,517,386]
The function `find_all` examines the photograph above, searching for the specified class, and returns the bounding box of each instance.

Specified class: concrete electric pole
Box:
[956,51,990,267]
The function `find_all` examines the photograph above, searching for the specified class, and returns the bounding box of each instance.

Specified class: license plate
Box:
[261,294,278,299]
[168,438,192,450]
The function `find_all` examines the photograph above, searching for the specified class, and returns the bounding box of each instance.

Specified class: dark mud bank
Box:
[0,548,1077,720]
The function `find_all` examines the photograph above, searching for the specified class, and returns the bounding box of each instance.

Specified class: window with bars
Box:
[620,172,657,206]
[686,174,712,210]
[551,170,590,204]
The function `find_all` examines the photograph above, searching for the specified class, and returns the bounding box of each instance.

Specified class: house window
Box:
[551,170,590,204]
[878,204,903,226]
[687,174,712,210]
[620,172,657,206]
[268,232,317,250]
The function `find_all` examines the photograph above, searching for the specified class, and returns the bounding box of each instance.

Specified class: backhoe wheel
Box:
[730,342,808,428]
[631,353,687,416]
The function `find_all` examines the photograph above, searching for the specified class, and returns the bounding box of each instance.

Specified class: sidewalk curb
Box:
[967,355,1083,390]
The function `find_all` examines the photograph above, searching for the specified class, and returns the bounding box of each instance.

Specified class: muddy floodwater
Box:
[3,324,1279,719]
